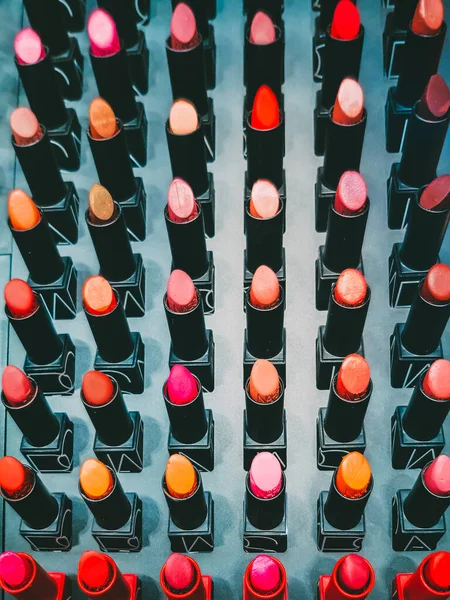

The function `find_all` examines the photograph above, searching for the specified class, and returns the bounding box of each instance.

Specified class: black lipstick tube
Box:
[245,202,284,275]
[245,378,284,444]
[165,204,208,279]
[163,467,208,529]
[246,287,285,359]
[246,111,284,190]
[382,0,419,79]
[86,202,146,318]
[80,467,131,530]
[402,374,450,441]
[314,25,365,156]
[90,48,148,167]
[312,0,352,81]
[325,470,373,530]
[163,375,208,443]
[164,292,208,361]
[245,471,286,530]
[15,51,81,171]
[404,464,450,528]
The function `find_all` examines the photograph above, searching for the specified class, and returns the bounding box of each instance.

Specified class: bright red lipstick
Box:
[424,455,450,496]
[251,85,280,130]
[331,0,361,40]
[422,360,450,400]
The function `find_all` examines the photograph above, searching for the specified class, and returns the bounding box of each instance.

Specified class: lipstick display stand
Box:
[1,0,450,597]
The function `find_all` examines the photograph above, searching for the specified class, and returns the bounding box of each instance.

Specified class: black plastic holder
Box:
[127,30,150,96]
[201,97,216,163]
[52,37,84,101]
[20,492,72,552]
[167,491,214,553]
[48,108,82,173]
[312,17,326,82]
[391,406,445,470]
[317,491,365,553]
[388,242,434,308]
[92,492,143,552]
[243,328,287,389]
[385,86,411,154]
[134,0,150,25]
[243,492,287,553]
[94,411,144,474]
[94,331,145,395]
[243,409,287,471]
[184,250,215,316]
[29,256,77,320]
[24,333,76,397]
[38,181,79,246]
[314,90,330,157]
[124,102,148,169]
[169,329,215,393]
[382,12,407,79]
[315,167,336,232]
[20,412,74,474]
[168,409,215,473]
[315,245,364,311]
[390,323,443,389]
[204,24,217,91]
[243,249,286,311]
[120,177,147,242]
[60,0,86,31]
[196,172,215,239]
[392,489,446,551]
[244,169,287,233]
[108,253,146,319]
[316,407,366,471]
[387,162,419,230]
[316,325,365,390]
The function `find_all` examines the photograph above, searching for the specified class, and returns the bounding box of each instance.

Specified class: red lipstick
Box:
[319,555,375,599]
[5,279,38,318]
[170,3,200,50]
[251,85,280,129]
[394,551,450,600]
[78,551,140,600]
[160,554,213,599]
[243,556,287,600]
[330,0,361,40]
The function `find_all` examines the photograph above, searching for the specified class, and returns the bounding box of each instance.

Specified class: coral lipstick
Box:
[394,551,450,599]
[90,98,118,139]
[250,265,280,308]
[160,554,213,599]
[249,359,280,403]
[412,0,444,35]
[5,279,38,318]
[319,555,375,599]
[243,556,287,600]
[167,270,198,313]
[2,366,34,407]
[423,360,450,399]
[251,85,280,129]
[78,551,141,600]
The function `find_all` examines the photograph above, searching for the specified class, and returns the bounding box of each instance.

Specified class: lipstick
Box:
[316,78,367,232]
[163,365,215,472]
[387,74,450,229]
[166,100,215,238]
[160,554,213,600]
[10,107,80,246]
[22,0,84,100]
[0,551,71,600]
[78,551,141,600]
[244,360,286,471]
[4,279,76,395]
[318,452,373,552]
[82,276,145,394]
[88,98,147,242]
[86,184,146,317]
[317,354,372,470]
[163,454,214,552]
[1,365,74,473]
[81,370,144,473]
[389,175,450,307]
[244,266,286,388]
[243,556,288,599]
[392,454,450,551]
[166,3,215,162]
[316,171,369,310]
[14,28,81,172]
[390,264,450,388]
[393,551,450,599]
[314,0,364,156]
[79,458,142,551]
[8,188,77,320]
[318,554,375,600]
[392,359,450,469]
[385,0,446,153]
[88,9,148,168]
[383,0,420,78]
[316,269,370,390]
[164,270,215,392]
[0,456,72,551]
[244,452,287,552]
[165,178,215,314]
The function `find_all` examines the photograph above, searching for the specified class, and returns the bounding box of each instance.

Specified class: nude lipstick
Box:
[318,452,373,552]
[314,0,364,156]
[392,359,450,469]
[393,551,450,599]
[316,171,369,310]
[392,454,450,551]
[316,78,367,232]
[244,360,286,471]
[165,178,215,314]
[163,365,215,472]
[4,279,76,395]
[160,554,213,599]
[385,0,447,153]
[164,270,215,392]
[166,100,215,237]
[166,3,215,162]
[81,370,144,473]
[82,276,145,394]
[244,452,287,552]
[86,184,146,317]
[318,554,375,600]
[163,454,214,552]
[79,458,142,551]
[317,354,372,470]
[389,175,450,307]
[383,0,420,78]
[10,107,80,246]
[0,456,72,551]
[244,265,286,388]
[78,551,141,600]
[390,264,450,388]
[1,365,74,473]
[316,269,370,390]
[14,28,81,172]
[387,74,450,229]
[88,9,148,168]
[88,98,147,242]
[8,189,77,320]
[0,551,71,600]
[243,556,288,599]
